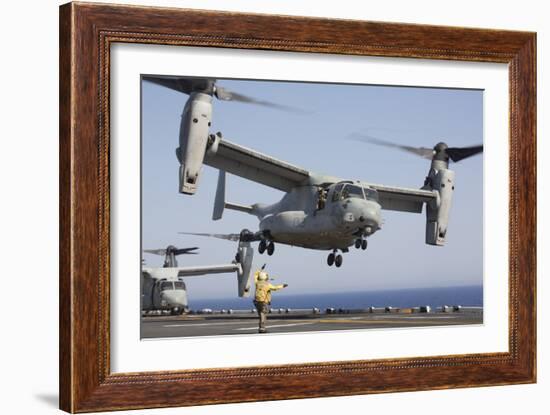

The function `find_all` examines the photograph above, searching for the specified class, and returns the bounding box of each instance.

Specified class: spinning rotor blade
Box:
[144,75,306,113]
[349,134,483,162]
[215,86,307,113]
[446,145,483,162]
[143,76,214,95]
[179,232,241,242]
[348,134,434,159]
[143,249,167,256]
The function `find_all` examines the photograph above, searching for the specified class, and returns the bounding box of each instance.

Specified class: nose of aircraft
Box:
[161,290,188,308]
[358,200,382,234]
[342,200,381,233]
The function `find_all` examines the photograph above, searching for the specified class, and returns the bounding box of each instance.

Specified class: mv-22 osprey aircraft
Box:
[144,76,483,268]
[142,243,254,312]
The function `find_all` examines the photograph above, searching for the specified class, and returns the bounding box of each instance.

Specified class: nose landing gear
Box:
[355,237,368,250]
[258,239,266,254]
[258,239,275,256]
[327,250,343,267]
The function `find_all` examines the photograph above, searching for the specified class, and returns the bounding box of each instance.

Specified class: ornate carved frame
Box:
[59,2,536,412]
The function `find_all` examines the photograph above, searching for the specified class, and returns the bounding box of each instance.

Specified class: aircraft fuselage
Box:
[255,182,382,251]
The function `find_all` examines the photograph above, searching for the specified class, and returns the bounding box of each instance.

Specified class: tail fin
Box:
[236,241,254,297]
[213,170,226,220]
[212,170,254,220]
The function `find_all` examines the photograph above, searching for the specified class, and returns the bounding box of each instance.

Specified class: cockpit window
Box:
[160,281,175,291]
[331,183,345,202]
[174,281,185,289]
[331,183,379,202]
[341,185,365,200]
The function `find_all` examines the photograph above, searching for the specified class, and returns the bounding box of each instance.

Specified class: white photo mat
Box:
[110,43,509,373]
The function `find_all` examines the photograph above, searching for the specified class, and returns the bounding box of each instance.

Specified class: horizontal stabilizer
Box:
[225,202,254,215]
[212,170,254,219]
[142,263,241,279]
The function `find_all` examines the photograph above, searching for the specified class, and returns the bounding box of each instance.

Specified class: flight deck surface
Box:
[141,308,483,338]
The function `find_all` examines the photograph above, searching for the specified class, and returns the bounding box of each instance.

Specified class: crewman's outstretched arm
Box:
[269,283,287,291]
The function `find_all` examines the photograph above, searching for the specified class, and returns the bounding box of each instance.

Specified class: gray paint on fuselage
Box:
[247,183,382,251]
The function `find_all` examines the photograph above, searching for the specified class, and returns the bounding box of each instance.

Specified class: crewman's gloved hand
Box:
[283,284,288,288]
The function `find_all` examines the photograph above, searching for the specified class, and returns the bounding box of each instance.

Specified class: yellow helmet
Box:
[257,271,268,281]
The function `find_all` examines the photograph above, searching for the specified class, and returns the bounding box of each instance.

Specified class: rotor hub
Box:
[433,142,450,162]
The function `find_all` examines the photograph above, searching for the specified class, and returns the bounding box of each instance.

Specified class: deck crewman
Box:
[253,266,288,333]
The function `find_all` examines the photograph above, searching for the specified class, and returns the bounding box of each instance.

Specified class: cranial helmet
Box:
[257,271,268,281]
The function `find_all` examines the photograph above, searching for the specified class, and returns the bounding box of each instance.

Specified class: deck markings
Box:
[163,321,247,328]
[234,322,316,331]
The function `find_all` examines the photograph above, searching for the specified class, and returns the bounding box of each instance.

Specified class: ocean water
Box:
[188,285,483,311]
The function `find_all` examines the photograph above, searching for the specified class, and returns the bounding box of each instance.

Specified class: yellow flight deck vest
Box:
[254,271,285,303]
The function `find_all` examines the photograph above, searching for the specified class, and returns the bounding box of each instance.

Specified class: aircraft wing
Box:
[204,139,311,192]
[363,183,437,213]
[203,137,437,212]
[142,263,242,279]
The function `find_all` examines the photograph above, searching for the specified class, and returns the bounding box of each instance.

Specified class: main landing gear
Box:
[327,250,343,267]
[258,239,275,256]
[354,237,368,250]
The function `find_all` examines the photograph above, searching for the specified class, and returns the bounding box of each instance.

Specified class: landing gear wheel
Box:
[258,240,267,254]
[361,239,368,250]
[355,239,362,249]
[267,241,275,256]
[335,254,343,267]
[327,253,335,266]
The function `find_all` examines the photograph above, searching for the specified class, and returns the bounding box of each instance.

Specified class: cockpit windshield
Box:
[341,185,365,200]
[331,183,379,202]
[160,281,175,291]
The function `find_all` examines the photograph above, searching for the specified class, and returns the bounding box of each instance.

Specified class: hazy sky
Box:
[141,77,483,299]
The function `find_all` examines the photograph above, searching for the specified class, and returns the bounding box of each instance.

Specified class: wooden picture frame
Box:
[59,2,536,412]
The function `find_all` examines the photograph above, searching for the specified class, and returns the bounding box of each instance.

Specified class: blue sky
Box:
[141,77,483,300]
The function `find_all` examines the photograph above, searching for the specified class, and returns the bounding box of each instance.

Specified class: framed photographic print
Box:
[59,2,536,412]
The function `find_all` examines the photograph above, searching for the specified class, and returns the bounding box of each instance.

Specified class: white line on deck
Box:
[163,321,248,328]
[234,322,316,331]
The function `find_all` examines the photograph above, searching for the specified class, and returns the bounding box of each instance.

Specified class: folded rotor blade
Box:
[179,232,241,242]
[144,247,199,256]
[446,145,483,162]
[173,247,200,255]
[348,134,434,159]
